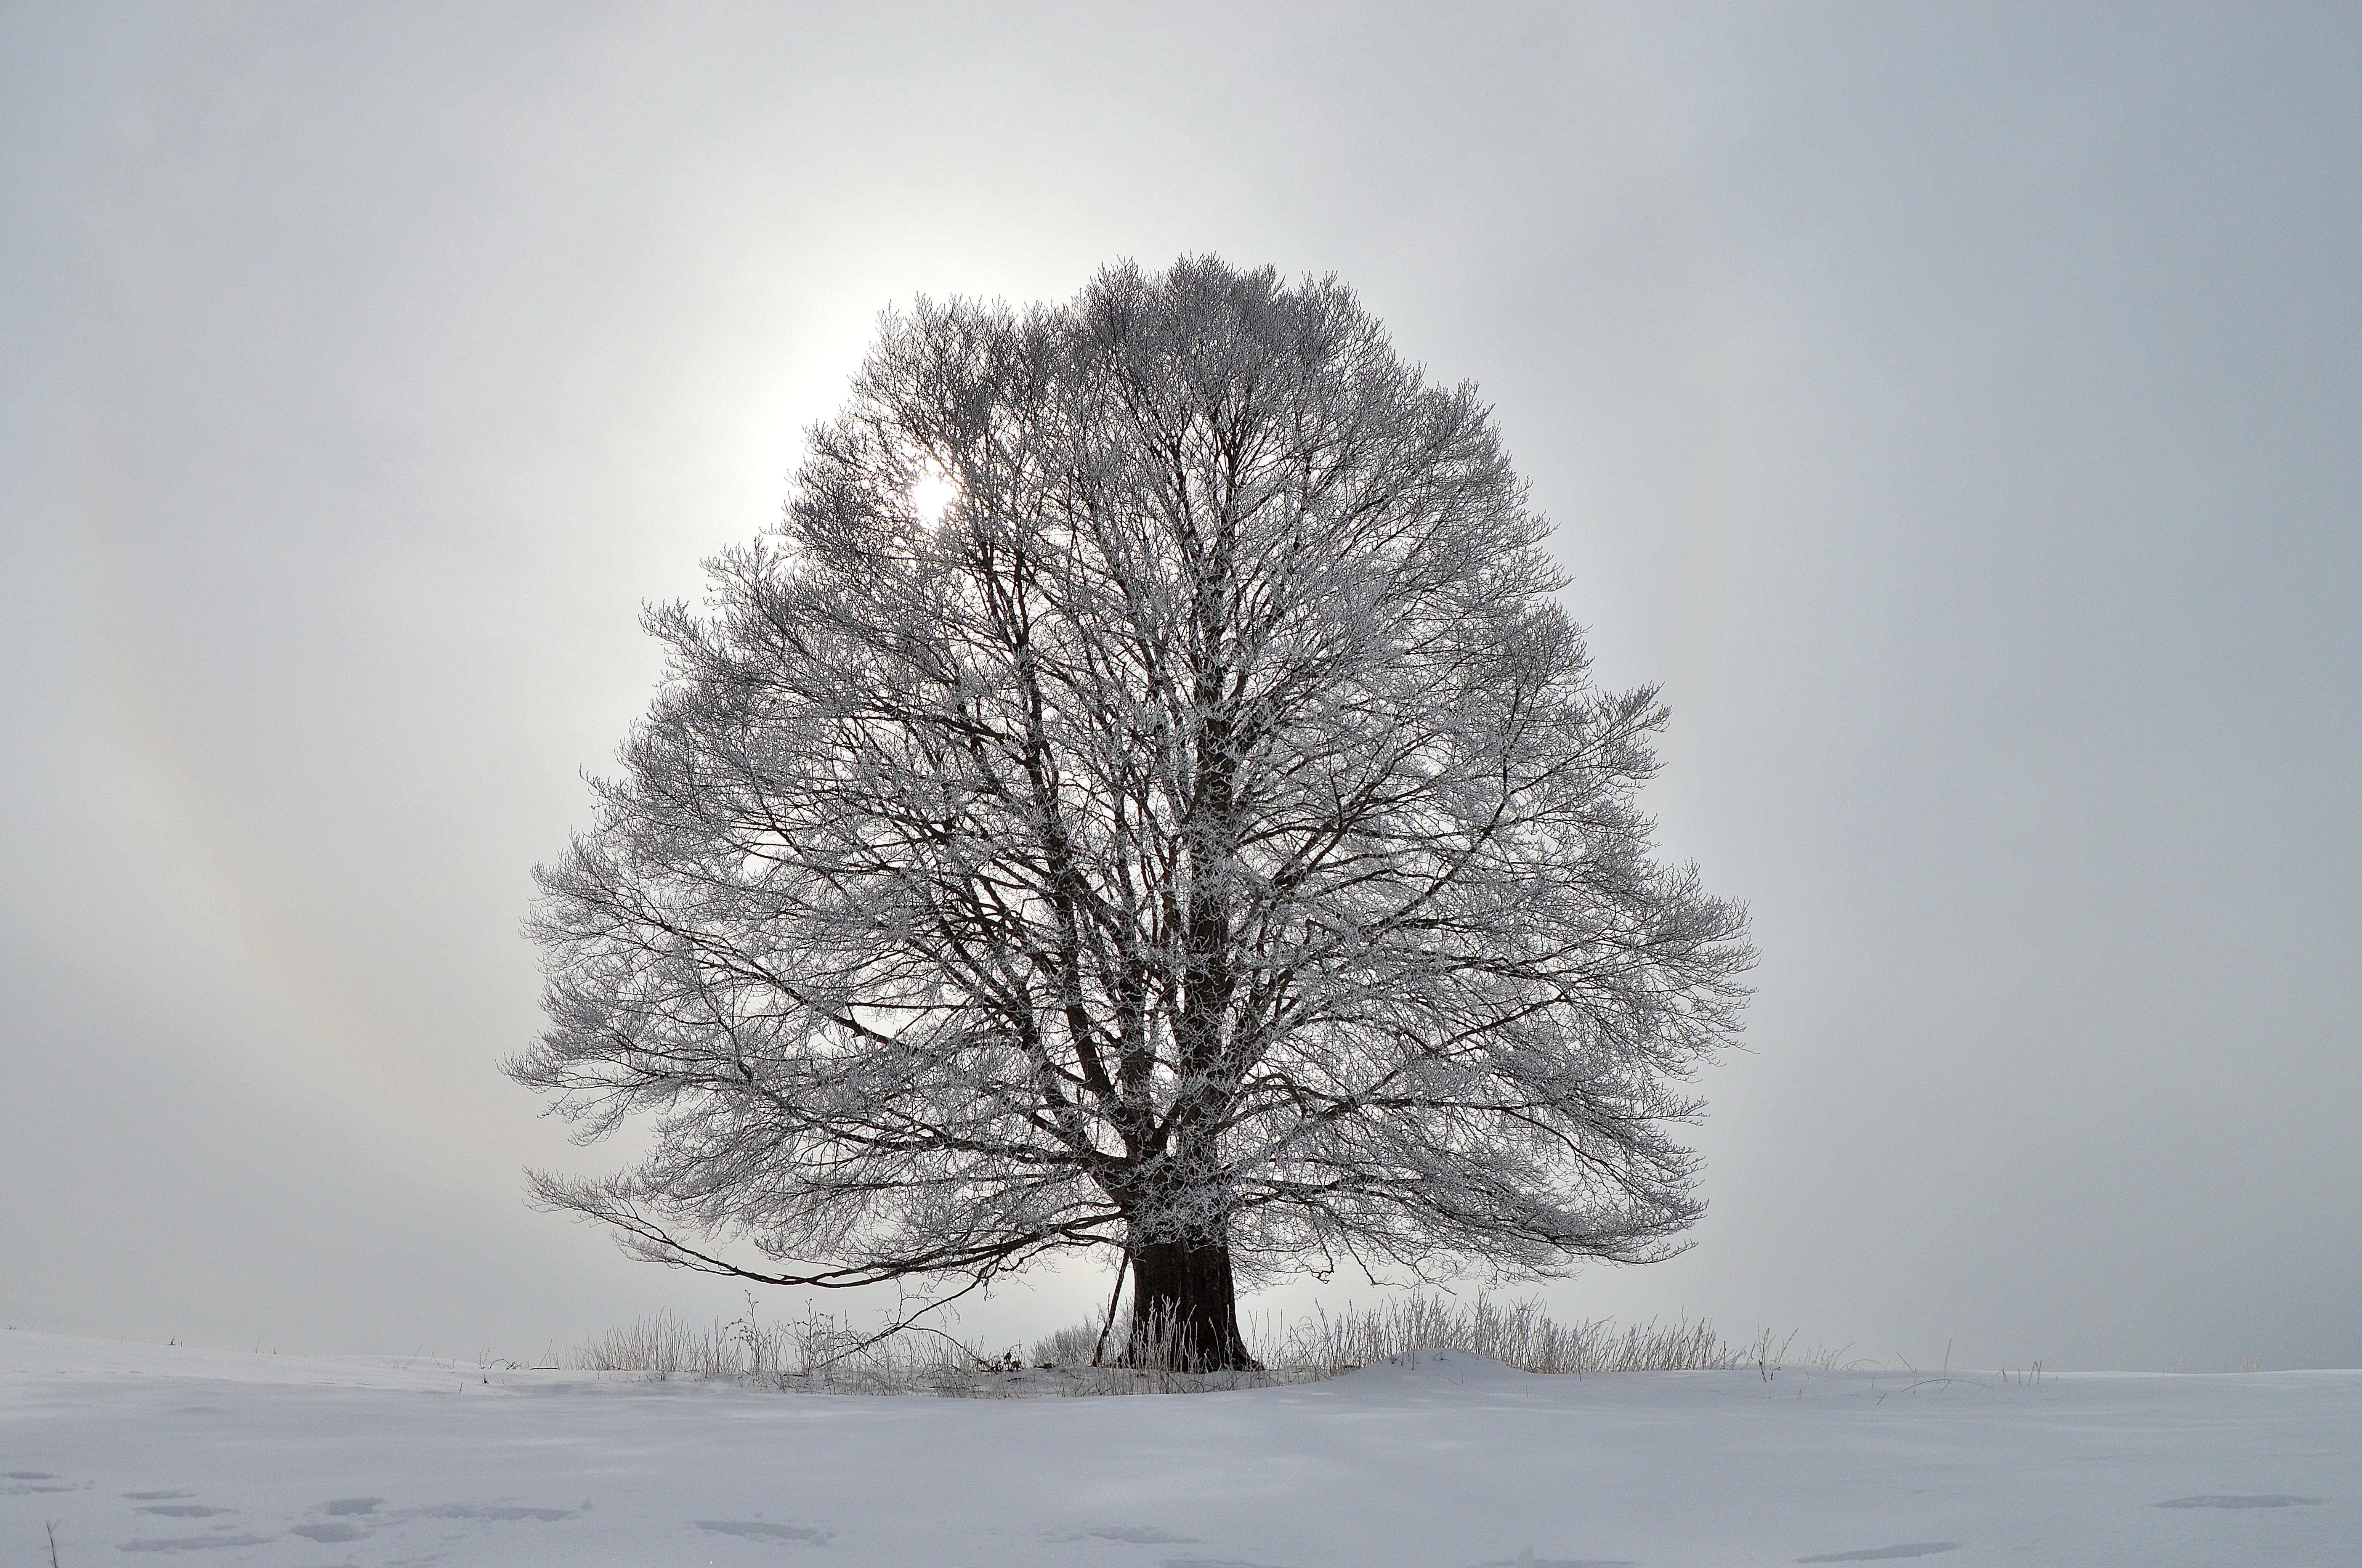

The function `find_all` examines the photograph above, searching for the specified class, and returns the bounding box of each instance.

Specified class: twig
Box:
[799,1276,996,1375]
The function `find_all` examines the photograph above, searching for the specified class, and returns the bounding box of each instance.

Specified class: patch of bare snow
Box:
[3,1328,2355,1566]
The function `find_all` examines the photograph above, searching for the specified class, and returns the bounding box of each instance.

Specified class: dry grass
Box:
[1251,1295,1801,1377]
[568,1303,1010,1394]
[568,1293,1829,1397]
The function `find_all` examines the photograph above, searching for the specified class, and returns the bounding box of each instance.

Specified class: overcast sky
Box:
[4,2,2356,1373]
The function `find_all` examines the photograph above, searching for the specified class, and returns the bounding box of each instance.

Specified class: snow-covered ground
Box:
[3,1329,2353,1567]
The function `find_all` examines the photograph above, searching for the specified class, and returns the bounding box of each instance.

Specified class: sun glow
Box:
[908,462,959,528]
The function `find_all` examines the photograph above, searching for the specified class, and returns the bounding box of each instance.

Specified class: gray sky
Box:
[4,2,2356,1372]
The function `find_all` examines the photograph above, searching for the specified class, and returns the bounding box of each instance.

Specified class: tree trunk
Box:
[1126,1236,1258,1370]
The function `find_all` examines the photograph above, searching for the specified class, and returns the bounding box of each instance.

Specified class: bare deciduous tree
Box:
[513,257,1754,1369]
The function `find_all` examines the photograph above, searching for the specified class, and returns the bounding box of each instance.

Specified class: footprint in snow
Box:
[4,1471,80,1495]
[2156,1495,2325,1509]
[275,1498,390,1543]
[120,1535,279,1553]
[1475,1557,1635,1567]
[695,1519,834,1544]
[1043,1524,1202,1544]
[1796,1547,1960,1563]
[139,1505,235,1518]
[422,1503,577,1521]
[122,1490,193,1500]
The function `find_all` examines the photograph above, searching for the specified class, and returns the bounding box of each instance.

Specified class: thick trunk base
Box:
[1125,1239,1257,1371]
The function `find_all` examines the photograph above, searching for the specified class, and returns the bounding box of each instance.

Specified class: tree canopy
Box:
[513,257,1754,1368]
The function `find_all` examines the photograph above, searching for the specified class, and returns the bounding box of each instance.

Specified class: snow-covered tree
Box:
[513,257,1754,1369]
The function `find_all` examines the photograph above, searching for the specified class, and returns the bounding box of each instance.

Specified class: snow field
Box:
[3,1332,2354,1567]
